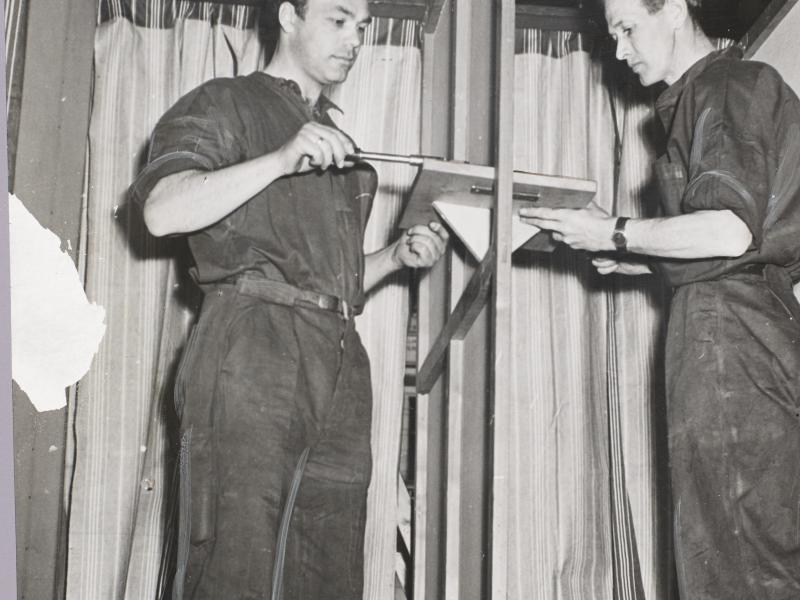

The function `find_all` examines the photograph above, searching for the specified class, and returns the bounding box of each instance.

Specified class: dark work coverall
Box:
[131,73,378,600]
[652,47,800,599]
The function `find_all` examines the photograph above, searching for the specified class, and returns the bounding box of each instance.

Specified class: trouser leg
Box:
[175,296,373,600]
[282,326,373,600]
[181,299,304,600]
[667,283,800,600]
[670,417,800,600]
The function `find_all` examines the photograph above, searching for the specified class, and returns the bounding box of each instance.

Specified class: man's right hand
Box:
[277,122,356,175]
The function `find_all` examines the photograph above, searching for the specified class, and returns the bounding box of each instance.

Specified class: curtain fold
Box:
[509,30,670,600]
[608,78,673,600]
[69,4,419,598]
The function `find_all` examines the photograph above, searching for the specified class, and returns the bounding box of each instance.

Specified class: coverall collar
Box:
[655,45,744,130]
[260,71,343,121]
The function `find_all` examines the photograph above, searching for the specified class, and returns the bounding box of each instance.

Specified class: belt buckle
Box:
[341,300,352,321]
[312,293,334,312]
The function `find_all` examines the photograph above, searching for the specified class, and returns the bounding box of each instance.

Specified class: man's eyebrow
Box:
[332,4,372,24]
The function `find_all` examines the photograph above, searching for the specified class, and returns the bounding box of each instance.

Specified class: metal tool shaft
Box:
[346,150,425,166]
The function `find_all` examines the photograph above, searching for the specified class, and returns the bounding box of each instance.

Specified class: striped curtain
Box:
[508,30,670,599]
[67,2,420,598]
[607,72,674,600]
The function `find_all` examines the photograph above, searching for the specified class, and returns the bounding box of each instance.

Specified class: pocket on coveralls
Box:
[187,427,217,545]
[654,157,687,206]
[174,320,219,546]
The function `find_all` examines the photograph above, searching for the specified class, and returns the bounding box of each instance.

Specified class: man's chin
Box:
[326,67,352,84]
[637,72,656,87]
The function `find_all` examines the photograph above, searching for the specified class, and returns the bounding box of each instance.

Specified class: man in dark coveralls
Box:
[130,0,448,598]
[521,0,800,597]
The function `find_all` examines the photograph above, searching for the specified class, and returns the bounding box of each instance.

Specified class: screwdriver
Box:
[345,150,428,166]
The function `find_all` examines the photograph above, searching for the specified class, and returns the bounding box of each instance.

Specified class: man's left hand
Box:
[519,201,616,252]
[393,222,449,268]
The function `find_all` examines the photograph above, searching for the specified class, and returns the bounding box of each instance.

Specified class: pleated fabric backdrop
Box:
[508,30,670,600]
[67,2,420,598]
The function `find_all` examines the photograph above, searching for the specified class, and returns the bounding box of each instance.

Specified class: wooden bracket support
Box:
[416,246,495,394]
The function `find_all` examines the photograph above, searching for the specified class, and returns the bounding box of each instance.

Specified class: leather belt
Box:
[733,262,766,276]
[236,277,358,320]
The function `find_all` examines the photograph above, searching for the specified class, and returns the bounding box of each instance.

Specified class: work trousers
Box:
[172,284,373,600]
[666,270,800,599]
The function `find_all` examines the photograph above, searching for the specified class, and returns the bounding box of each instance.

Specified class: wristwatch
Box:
[612,217,629,252]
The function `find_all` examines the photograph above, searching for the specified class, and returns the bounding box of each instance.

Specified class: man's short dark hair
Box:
[259,0,310,63]
[640,0,702,22]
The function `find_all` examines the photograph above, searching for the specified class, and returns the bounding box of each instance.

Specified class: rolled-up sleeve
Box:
[681,76,773,249]
[129,86,241,207]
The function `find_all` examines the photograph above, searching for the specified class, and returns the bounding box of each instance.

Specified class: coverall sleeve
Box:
[681,70,776,249]
[129,83,244,207]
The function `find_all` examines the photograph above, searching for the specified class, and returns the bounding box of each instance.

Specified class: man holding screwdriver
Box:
[130,0,447,597]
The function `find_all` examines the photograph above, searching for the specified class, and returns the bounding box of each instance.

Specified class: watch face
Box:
[612,231,626,249]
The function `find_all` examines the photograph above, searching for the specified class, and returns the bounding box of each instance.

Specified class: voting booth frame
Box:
[407,3,553,598]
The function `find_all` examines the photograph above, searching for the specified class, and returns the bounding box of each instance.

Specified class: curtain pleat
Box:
[511,32,614,600]
[609,84,673,599]
[509,30,669,599]
[70,6,418,599]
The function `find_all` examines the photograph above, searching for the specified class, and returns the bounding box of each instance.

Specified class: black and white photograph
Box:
[5,0,800,599]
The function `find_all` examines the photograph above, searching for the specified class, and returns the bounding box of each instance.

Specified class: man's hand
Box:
[519,201,616,252]
[591,256,652,276]
[277,121,356,175]
[363,221,449,291]
[392,222,450,268]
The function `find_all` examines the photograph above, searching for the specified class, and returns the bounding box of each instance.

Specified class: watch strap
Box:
[612,216,630,252]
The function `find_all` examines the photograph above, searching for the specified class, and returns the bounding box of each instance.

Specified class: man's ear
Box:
[663,0,689,30]
[278,1,299,33]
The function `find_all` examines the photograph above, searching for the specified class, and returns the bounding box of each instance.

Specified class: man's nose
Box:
[346,26,363,51]
[615,38,630,61]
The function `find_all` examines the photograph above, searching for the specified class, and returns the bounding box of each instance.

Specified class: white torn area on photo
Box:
[9,193,105,412]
